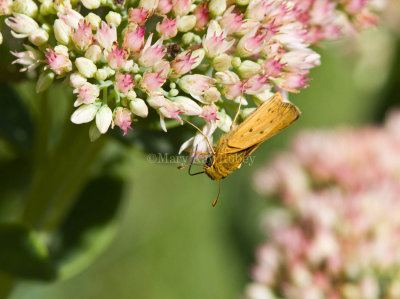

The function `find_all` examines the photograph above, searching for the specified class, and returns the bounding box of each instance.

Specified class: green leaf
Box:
[0,224,56,280]
[51,175,125,280]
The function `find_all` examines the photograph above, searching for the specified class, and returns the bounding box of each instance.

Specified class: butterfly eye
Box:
[205,156,214,167]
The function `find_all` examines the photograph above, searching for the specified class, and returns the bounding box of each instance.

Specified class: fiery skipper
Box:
[180,92,300,206]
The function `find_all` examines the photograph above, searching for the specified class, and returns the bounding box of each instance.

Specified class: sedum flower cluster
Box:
[2,0,382,147]
[245,111,400,299]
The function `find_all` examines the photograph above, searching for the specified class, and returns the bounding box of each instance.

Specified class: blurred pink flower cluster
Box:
[246,111,400,299]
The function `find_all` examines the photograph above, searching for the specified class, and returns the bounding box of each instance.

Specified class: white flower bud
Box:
[85,45,102,62]
[231,57,241,68]
[85,13,101,30]
[213,54,231,72]
[75,57,97,78]
[203,87,221,104]
[96,105,113,134]
[217,111,232,132]
[238,60,261,78]
[54,19,71,45]
[209,0,226,17]
[0,33,2,45]
[54,45,69,56]
[172,96,202,115]
[127,90,137,100]
[177,15,197,32]
[81,0,100,9]
[190,48,205,70]
[215,71,240,84]
[182,32,194,45]
[95,69,108,81]
[36,71,55,93]
[129,98,148,118]
[106,11,121,27]
[70,72,87,88]
[13,0,38,17]
[29,28,49,46]
[139,0,159,11]
[71,104,99,124]
[40,0,56,16]
[147,93,166,109]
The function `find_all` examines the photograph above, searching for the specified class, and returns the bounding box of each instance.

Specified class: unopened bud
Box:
[13,0,38,17]
[85,45,102,62]
[238,60,261,78]
[95,69,108,81]
[96,105,113,134]
[203,87,221,103]
[177,15,197,32]
[40,0,55,16]
[215,71,240,84]
[0,33,3,45]
[54,19,71,45]
[29,28,49,46]
[140,0,159,11]
[106,11,122,27]
[217,111,232,132]
[172,96,202,115]
[85,13,101,30]
[75,57,97,78]
[213,53,231,72]
[127,90,137,100]
[36,70,55,93]
[129,98,149,117]
[209,0,226,17]
[71,104,99,124]
[81,0,101,9]
[70,72,87,88]
[182,32,194,45]
[231,57,241,68]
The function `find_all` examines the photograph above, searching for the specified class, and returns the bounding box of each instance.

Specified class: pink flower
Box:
[58,8,84,29]
[106,44,128,70]
[95,21,117,51]
[123,26,145,55]
[171,0,192,16]
[159,99,182,131]
[193,3,210,31]
[113,107,132,135]
[219,6,245,35]
[262,58,285,77]
[280,48,320,73]
[141,71,167,93]
[44,48,72,75]
[280,72,310,92]
[202,26,235,58]
[115,73,135,95]
[244,74,270,94]
[342,0,369,14]
[178,74,216,102]
[156,17,178,40]
[72,20,93,50]
[236,28,266,57]
[201,105,219,123]
[139,34,166,67]
[11,45,42,72]
[73,82,100,106]
[157,0,172,15]
[223,81,244,100]
[170,51,198,77]
[128,7,148,26]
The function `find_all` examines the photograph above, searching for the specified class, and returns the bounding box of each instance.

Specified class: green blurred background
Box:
[1,23,399,298]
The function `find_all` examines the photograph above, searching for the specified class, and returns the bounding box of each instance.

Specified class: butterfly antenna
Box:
[182,119,216,155]
[212,180,221,207]
[231,83,246,129]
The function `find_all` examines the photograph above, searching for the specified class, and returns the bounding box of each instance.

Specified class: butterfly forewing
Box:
[225,93,300,153]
